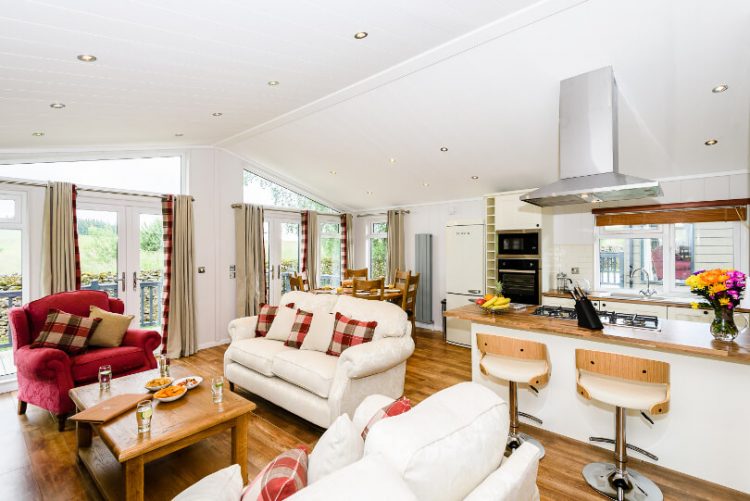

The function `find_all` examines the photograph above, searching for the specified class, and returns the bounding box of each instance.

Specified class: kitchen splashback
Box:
[549,244,594,291]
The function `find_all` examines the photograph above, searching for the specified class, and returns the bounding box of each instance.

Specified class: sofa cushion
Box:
[256,304,283,338]
[361,396,412,440]
[173,464,243,501]
[272,350,338,398]
[464,442,541,501]
[308,414,364,484]
[266,306,298,342]
[280,291,338,314]
[88,305,134,347]
[326,312,376,357]
[299,312,335,352]
[227,338,294,377]
[332,295,407,340]
[364,382,509,501]
[242,447,308,501]
[26,290,111,339]
[284,309,314,349]
[31,309,102,355]
[352,394,396,437]
[70,346,148,384]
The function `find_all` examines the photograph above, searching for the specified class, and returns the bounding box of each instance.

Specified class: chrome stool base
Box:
[582,462,663,501]
[505,432,546,459]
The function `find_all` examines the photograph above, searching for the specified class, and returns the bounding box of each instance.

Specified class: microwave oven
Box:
[496,229,541,258]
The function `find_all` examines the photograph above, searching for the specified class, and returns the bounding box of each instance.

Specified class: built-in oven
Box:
[497,258,541,305]
[496,229,541,258]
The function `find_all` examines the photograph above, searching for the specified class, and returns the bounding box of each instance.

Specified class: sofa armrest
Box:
[9,307,31,350]
[228,316,258,343]
[339,336,415,379]
[14,345,73,381]
[464,442,541,501]
[121,329,161,367]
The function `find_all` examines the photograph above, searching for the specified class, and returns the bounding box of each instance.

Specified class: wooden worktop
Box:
[445,304,750,364]
[542,290,750,313]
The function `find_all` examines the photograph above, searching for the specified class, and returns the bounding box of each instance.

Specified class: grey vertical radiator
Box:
[415,233,433,324]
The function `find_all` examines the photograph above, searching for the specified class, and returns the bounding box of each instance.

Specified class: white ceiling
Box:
[1,0,748,211]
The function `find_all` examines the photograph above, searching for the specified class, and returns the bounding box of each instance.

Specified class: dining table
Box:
[313,286,403,302]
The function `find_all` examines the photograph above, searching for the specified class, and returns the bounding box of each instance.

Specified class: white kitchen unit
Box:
[597,300,667,318]
[494,190,542,231]
[667,306,713,323]
[445,221,484,347]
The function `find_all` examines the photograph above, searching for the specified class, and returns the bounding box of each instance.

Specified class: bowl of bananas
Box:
[475,295,512,314]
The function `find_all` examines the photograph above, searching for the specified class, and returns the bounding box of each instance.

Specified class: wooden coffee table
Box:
[69,366,256,501]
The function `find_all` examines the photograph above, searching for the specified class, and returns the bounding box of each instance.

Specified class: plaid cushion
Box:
[242,446,308,501]
[361,396,412,439]
[31,309,102,355]
[256,303,294,338]
[284,309,314,349]
[326,312,377,357]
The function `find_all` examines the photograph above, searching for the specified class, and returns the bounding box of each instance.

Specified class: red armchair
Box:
[9,290,161,430]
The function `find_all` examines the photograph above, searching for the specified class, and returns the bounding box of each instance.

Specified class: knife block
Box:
[574,298,603,330]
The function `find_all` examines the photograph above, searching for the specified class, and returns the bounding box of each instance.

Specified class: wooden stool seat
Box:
[578,371,668,413]
[481,354,548,385]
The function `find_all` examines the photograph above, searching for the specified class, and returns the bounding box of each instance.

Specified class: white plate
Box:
[172,375,203,390]
[144,377,174,392]
[154,387,188,402]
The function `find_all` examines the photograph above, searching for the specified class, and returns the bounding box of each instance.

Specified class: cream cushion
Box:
[272,350,338,398]
[172,464,242,501]
[332,295,407,340]
[88,305,134,347]
[225,338,293,377]
[300,312,336,352]
[480,354,548,384]
[364,382,508,501]
[265,305,298,341]
[578,370,668,411]
[308,414,364,484]
[464,442,541,501]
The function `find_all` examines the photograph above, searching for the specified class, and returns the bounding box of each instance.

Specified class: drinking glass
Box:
[98,365,112,391]
[157,355,170,377]
[211,376,224,404]
[136,400,153,433]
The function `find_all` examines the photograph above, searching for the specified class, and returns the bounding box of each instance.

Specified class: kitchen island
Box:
[445,303,750,494]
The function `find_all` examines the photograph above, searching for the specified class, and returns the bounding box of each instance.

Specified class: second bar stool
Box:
[575,349,670,501]
[477,333,550,458]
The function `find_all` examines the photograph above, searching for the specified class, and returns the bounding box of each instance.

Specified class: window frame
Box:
[243,170,338,214]
[0,192,23,225]
[318,214,343,286]
[366,217,388,279]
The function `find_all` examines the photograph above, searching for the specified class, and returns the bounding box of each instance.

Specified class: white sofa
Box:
[224,291,415,428]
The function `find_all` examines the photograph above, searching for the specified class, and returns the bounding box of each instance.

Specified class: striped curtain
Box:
[41,182,81,295]
[160,196,173,354]
[340,213,353,274]
[301,211,318,290]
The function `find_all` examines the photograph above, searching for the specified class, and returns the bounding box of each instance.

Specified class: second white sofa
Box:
[224,291,415,428]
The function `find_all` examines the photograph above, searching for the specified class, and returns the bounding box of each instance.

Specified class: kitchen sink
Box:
[608,292,666,301]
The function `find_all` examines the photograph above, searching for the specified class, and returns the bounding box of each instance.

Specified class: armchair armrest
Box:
[339,336,415,379]
[228,316,258,343]
[14,345,73,381]
[121,329,161,368]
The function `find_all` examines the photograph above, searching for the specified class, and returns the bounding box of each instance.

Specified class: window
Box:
[0,191,24,377]
[319,218,341,287]
[596,221,741,294]
[0,157,181,194]
[243,171,337,214]
[367,220,388,279]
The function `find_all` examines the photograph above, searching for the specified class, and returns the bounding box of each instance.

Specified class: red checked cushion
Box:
[242,446,308,501]
[256,303,294,338]
[361,396,412,439]
[30,309,102,355]
[284,309,314,349]
[326,312,377,357]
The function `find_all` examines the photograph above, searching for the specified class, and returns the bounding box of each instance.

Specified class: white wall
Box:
[352,198,484,330]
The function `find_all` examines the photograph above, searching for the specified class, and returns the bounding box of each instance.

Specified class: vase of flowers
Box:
[685,269,746,342]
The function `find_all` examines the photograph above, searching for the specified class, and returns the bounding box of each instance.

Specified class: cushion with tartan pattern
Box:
[284,309,314,349]
[326,312,377,357]
[31,309,102,355]
[242,446,309,501]
[255,303,294,338]
[361,396,412,440]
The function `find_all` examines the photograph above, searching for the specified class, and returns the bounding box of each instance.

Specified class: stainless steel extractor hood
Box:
[521,66,661,207]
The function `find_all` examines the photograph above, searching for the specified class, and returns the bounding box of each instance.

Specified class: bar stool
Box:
[575,349,670,501]
[477,333,550,458]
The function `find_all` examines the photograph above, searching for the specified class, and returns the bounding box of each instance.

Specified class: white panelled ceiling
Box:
[1,0,748,210]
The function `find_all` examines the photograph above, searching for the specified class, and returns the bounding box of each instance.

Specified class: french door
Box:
[264,212,301,304]
[77,201,164,331]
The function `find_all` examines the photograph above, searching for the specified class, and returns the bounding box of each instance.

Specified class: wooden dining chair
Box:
[344,268,368,280]
[403,273,420,333]
[393,270,412,309]
[289,274,308,292]
[352,277,385,301]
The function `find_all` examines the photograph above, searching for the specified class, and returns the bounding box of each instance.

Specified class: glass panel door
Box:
[265,214,301,304]
[78,208,125,298]
[129,212,164,330]
[0,228,22,377]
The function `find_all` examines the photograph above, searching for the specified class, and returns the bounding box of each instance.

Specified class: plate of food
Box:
[145,377,173,392]
[154,385,188,402]
[173,376,203,390]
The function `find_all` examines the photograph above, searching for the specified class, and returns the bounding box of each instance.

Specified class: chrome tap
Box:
[629,267,657,298]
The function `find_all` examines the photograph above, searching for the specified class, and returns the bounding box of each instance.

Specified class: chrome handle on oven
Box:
[498,269,537,274]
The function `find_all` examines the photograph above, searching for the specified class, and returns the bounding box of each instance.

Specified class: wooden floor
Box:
[0,330,745,500]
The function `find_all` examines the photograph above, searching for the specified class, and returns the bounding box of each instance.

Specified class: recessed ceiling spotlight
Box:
[211,112,223,117]
[389,157,396,164]
[440,147,448,152]
[354,32,368,40]
[49,102,66,109]
[32,131,45,137]
[712,84,729,93]
[175,133,184,137]
[329,170,336,175]
[471,176,479,180]
[422,182,430,187]
[77,54,97,62]
[704,139,718,146]
[366,191,373,195]
[267,80,280,86]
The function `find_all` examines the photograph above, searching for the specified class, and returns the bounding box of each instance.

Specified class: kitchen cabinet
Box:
[494,192,542,231]
[598,300,667,318]
[667,307,712,324]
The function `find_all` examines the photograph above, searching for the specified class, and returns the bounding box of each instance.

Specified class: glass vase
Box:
[711,307,739,342]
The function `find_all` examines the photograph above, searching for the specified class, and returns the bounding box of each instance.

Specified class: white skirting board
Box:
[470,323,750,494]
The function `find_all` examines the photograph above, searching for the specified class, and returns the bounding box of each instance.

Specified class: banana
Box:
[494,297,511,306]
[482,296,499,308]
[491,303,511,311]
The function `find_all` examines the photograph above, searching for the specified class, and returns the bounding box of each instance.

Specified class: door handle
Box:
[121,272,126,292]
[133,272,137,291]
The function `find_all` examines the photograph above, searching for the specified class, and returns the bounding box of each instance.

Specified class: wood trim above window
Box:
[593,198,749,227]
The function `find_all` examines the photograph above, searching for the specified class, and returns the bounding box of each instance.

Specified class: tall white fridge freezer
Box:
[445,221,485,347]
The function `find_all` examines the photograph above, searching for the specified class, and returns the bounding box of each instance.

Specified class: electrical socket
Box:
[571,267,580,274]
[229,265,236,279]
